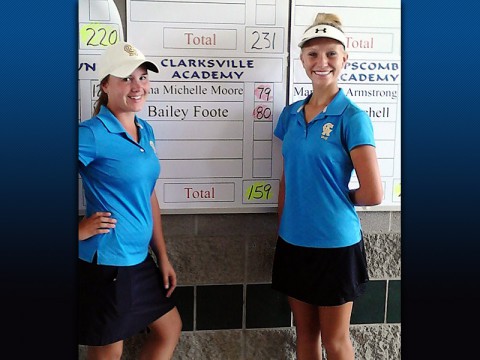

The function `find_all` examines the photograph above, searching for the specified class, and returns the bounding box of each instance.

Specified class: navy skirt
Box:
[78,253,175,346]
[272,236,369,306]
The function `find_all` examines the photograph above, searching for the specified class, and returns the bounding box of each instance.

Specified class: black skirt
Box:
[78,253,175,346]
[272,236,369,306]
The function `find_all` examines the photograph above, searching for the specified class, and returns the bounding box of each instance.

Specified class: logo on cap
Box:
[315,27,327,34]
[124,44,138,57]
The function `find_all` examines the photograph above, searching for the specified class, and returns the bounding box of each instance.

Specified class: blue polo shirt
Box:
[79,105,160,265]
[274,89,375,248]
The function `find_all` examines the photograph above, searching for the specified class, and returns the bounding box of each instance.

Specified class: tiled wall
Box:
[79,211,401,359]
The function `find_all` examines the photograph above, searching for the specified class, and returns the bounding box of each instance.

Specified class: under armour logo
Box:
[315,27,327,34]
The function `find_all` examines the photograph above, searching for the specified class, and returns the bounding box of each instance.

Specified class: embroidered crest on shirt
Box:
[321,123,334,140]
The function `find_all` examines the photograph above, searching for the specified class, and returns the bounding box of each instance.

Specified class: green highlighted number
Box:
[245,182,272,201]
[80,23,118,47]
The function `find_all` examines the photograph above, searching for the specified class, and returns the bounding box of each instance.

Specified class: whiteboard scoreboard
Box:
[78,0,401,214]
[78,0,125,213]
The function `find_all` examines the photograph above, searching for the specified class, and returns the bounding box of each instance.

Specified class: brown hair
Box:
[93,76,109,116]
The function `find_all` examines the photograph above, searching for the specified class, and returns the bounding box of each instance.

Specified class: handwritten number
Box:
[247,185,254,200]
[254,105,272,120]
[98,28,107,46]
[108,30,118,45]
[84,27,118,47]
[251,31,276,50]
[252,31,261,50]
[85,28,96,46]
[264,184,271,199]
[256,86,271,101]
[262,32,271,49]
[246,183,273,200]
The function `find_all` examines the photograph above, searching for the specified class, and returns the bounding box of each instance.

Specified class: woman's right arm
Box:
[78,212,116,241]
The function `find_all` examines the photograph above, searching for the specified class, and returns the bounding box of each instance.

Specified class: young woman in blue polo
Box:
[78,41,181,358]
[271,13,383,360]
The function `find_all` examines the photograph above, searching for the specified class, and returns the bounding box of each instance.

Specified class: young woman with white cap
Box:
[78,41,181,359]
[272,13,383,360]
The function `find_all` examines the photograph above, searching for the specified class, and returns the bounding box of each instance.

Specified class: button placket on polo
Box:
[123,134,145,152]
[135,121,146,153]
[123,122,146,153]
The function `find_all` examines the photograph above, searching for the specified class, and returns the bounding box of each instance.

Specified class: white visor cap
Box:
[298,24,347,48]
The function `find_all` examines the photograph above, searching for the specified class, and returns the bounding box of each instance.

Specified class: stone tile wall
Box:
[79,211,401,359]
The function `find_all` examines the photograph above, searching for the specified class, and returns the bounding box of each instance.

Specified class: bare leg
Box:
[87,340,123,360]
[318,302,354,360]
[288,297,322,360]
[139,307,182,360]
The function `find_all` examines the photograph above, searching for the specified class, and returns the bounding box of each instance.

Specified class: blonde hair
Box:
[306,13,343,33]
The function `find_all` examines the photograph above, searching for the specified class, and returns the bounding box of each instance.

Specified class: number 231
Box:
[251,31,276,50]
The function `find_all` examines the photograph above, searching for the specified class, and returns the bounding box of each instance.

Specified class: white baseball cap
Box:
[97,41,159,81]
[298,24,347,48]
